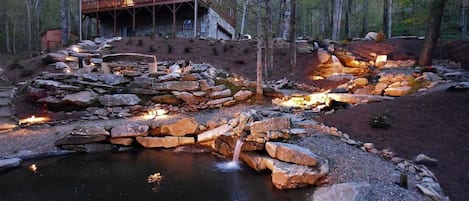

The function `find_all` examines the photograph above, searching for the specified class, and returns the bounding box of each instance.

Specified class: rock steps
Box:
[0,87,17,131]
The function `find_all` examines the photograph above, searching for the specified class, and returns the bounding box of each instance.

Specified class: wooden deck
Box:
[82,0,208,13]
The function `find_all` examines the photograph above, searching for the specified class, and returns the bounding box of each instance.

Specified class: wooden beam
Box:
[194,0,198,37]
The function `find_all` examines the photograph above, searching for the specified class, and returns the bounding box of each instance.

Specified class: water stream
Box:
[214,139,244,172]
[0,149,311,201]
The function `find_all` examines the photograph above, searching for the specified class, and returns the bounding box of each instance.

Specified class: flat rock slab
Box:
[197,124,232,142]
[0,98,11,106]
[312,182,371,201]
[250,117,291,134]
[266,142,319,166]
[0,106,13,117]
[0,158,21,172]
[136,136,195,148]
[160,117,199,136]
[111,123,149,138]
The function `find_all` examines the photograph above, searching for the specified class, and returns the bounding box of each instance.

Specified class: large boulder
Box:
[214,135,264,156]
[197,124,232,142]
[233,90,253,101]
[265,142,319,166]
[71,125,110,136]
[136,136,195,148]
[209,89,232,99]
[55,135,107,146]
[42,53,66,64]
[250,117,291,135]
[317,49,331,64]
[160,117,199,136]
[205,97,234,106]
[100,74,131,85]
[151,94,182,105]
[111,123,149,138]
[98,94,141,106]
[265,158,324,189]
[62,91,97,106]
[172,91,205,105]
[153,81,200,91]
[0,158,21,172]
[312,182,371,201]
[384,86,411,97]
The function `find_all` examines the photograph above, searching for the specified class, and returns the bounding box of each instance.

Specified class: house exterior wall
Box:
[83,1,236,40]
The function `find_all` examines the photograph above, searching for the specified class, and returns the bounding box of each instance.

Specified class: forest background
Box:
[0,0,467,55]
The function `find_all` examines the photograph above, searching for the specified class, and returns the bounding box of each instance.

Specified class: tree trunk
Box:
[461,0,468,39]
[25,0,32,53]
[5,16,11,53]
[289,0,296,68]
[12,20,16,54]
[264,0,273,76]
[240,0,248,36]
[361,0,368,36]
[344,0,352,38]
[280,0,291,40]
[256,0,263,103]
[418,0,445,66]
[60,0,70,47]
[332,0,343,40]
[383,0,392,38]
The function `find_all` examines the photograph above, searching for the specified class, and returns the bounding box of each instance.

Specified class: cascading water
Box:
[214,139,244,172]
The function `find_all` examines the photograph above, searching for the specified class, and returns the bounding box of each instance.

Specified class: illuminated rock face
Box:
[265,142,319,166]
[0,158,21,172]
[160,117,199,137]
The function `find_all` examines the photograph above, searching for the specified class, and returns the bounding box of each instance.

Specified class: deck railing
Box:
[82,0,208,13]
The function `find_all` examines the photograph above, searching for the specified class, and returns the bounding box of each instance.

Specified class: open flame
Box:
[19,115,49,125]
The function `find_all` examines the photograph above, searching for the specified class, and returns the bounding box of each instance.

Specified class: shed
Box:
[40,29,78,51]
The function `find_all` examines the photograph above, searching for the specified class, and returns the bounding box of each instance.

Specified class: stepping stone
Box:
[0,117,17,130]
[0,106,13,118]
[0,98,11,106]
[0,90,11,98]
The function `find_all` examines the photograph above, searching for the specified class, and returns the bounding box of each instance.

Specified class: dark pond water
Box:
[0,149,312,201]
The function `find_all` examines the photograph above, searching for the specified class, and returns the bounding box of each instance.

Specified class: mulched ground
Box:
[319,90,469,201]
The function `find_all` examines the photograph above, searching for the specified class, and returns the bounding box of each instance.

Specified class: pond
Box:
[0,149,312,201]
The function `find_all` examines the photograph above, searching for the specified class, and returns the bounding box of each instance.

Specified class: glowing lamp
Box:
[19,115,49,125]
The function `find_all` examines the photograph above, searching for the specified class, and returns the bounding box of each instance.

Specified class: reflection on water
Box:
[0,149,312,201]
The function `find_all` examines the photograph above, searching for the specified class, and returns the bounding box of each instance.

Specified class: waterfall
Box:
[214,139,244,172]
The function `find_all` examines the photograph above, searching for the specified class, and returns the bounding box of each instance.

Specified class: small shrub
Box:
[184,47,192,53]
[126,38,133,45]
[223,44,229,52]
[20,69,34,77]
[243,47,250,54]
[212,47,218,55]
[229,44,235,48]
[167,44,173,53]
[234,60,246,65]
[189,38,194,43]
[137,39,144,46]
[7,59,24,70]
[149,45,156,53]
[375,31,386,42]
[370,114,390,129]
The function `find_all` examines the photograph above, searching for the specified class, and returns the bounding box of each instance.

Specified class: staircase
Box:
[0,86,17,131]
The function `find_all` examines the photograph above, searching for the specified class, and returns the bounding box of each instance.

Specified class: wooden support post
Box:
[194,0,198,37]
[152,5,156,36]
[172,4,176,37]
[132,7,136,35]
[113,9,117,36]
